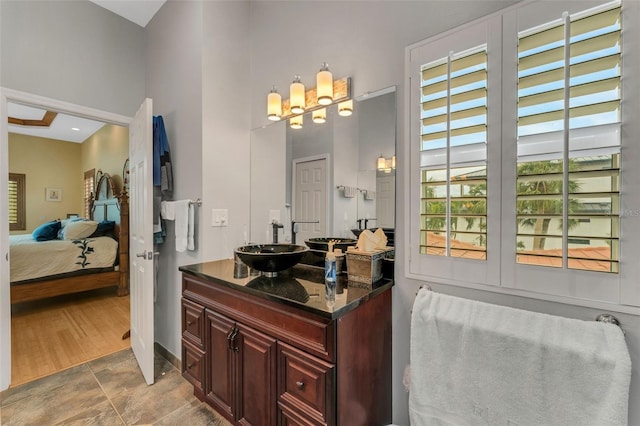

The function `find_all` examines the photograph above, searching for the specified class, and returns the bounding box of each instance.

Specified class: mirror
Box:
[250,86,396,247]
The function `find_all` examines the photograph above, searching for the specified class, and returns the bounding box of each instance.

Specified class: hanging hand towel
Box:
[365,190,376,200]
[409,289,631,426]
[343,186,357,198]
[187,202,195,251]
[160,200,176,220]
[174,200,190,252]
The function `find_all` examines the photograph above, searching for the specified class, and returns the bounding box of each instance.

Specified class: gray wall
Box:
[145,0,204,357]
[0,0,145,116]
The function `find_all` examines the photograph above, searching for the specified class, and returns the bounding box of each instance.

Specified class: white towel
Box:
[342,186,357,198]
[365,190,376,200]
[187,202,195,251]
[160,200,176,220]
[173,200,190,252]
[409,289,631,426]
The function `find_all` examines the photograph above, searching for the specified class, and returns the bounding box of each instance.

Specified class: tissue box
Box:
[346,249,387,287]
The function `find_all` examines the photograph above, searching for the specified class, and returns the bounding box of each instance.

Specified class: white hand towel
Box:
[187,203,195,251]
[160,201,176,220]
[409,289,631,426]
[173,200,190,252]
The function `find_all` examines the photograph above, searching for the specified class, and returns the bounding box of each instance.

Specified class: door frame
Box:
[291,154,331,238]
[0,88,131,390]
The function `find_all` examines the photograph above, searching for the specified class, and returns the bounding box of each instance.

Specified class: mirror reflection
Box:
[250,86,396,248]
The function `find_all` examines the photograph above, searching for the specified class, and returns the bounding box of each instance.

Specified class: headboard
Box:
[91,172,122,239]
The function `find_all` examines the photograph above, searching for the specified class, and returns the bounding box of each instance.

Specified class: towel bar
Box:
[189,198,202,206]
[415,285,623,330]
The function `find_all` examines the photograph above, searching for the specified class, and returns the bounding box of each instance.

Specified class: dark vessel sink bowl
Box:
[235,244,309,277]
[305,237,357,252]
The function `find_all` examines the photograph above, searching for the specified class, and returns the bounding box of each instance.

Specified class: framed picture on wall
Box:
[45,187,62,202]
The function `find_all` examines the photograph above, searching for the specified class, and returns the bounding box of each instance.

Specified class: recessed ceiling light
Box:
[71,127,80,131]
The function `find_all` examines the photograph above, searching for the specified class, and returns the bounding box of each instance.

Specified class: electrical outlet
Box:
[211,209,229,227]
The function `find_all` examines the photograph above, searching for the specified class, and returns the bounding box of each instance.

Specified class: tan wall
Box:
[9,124,129,235]
[9,133,82,234]
[80,123,129,197]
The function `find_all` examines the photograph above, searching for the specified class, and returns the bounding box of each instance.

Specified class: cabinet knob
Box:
[187,363,195,370]
[187,320,193,326]
[295,380,305,390]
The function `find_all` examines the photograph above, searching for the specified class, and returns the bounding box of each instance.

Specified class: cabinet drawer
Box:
[182,297,205,347]
[278,342,335,426]
[182,339,205,395]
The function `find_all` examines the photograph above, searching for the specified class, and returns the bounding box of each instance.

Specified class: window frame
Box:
[406,0,640,312]
[8,172,26,231]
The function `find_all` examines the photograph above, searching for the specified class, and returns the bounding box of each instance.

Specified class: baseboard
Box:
[154,342,180,370]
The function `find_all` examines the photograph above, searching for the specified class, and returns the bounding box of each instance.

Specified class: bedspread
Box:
[10,234,118,283]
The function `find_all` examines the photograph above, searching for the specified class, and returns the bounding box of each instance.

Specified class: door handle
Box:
[135,251,160,260]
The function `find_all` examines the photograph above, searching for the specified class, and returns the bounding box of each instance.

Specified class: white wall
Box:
[0,0,145,117]
[201,0,251,263]
[247,2,639,425]
[145,0,204,358]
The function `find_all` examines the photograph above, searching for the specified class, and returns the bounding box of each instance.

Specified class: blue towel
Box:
[153,115,173,195]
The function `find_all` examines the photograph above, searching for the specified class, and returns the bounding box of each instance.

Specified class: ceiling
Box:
[88,0,166,28]
[8,103,107,143]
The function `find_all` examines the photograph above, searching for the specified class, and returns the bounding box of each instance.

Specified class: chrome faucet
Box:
[271,221,284,243]
[291,219,320,244]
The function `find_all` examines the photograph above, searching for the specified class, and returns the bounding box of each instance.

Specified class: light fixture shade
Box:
[338,99,353,116]
[391,155,396,169]
[377,155,386,171]
[267,86,282,121]
[290,114,303,129]
[290,75,306,114]
[316,63,333,106]
[312,108,327,124]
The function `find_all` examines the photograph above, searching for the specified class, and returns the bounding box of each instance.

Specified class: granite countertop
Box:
[179,259,393,319]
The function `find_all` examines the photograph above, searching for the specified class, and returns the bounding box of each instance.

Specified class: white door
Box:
[376,175,395,229]
[129,98,155,385]
[292,157,327,244]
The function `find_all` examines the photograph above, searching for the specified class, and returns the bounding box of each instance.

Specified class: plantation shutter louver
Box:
[420,46,488,259]
[9,173,26,231]
[516,2,621,272]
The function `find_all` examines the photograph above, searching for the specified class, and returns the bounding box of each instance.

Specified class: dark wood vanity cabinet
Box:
[181,262,392,426]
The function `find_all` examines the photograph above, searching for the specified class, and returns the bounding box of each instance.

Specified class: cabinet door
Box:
[235,323,277,426]
[205,309,236,421]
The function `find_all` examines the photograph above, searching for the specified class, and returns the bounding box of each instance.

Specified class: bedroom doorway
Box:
[0,89,154,391]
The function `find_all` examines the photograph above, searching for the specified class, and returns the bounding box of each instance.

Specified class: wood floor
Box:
[10,287,130,387]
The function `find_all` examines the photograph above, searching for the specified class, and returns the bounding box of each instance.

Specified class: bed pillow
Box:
[89,220,116,238]
[61,220,98,240]
[32,220,61,242]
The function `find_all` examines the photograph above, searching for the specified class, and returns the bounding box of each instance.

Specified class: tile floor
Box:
[0,348,231,426]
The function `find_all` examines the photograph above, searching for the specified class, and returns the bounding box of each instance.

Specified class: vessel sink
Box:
[305,237,357,252]
[235,244,309,277]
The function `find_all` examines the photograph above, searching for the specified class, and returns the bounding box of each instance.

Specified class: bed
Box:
[10,172,130,304]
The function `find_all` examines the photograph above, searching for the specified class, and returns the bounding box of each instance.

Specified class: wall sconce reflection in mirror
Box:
[267,63,352,129]
[377,155,396,173]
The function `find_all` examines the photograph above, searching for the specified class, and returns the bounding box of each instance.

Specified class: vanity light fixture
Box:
[316,63,333,106]
[290,114,303,129]
[312,108,327,124]
[267,71,350,122]
[377,154,396,173]
[267,86,282,121]
[290,75,306,114]
[338,99,353,116]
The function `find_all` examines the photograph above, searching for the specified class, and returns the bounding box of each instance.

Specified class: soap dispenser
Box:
[325,243,337,301]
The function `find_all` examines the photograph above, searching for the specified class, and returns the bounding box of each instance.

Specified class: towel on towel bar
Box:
[160,200,194,252]
[409,289,631,426]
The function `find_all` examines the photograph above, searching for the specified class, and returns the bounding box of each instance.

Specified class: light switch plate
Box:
[211,209,229,227]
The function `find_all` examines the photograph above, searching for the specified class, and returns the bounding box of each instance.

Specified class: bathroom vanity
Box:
[180,259,392,426]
